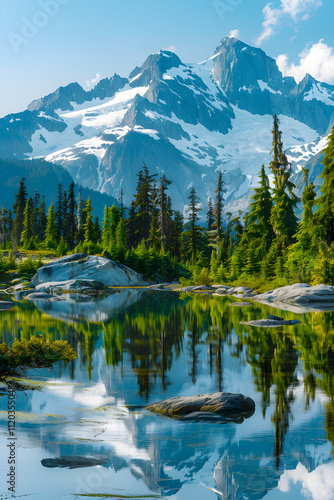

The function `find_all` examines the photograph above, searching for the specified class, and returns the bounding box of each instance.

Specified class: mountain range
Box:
[1,36,334,215]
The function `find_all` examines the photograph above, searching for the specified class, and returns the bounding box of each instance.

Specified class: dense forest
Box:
[1,115,334,288]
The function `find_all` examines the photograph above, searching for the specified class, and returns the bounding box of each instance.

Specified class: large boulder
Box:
[253,283,334,305]
[146,392,255,422]
[32,254,143,287]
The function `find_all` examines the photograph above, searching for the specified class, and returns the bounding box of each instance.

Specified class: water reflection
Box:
[1,291,334,499]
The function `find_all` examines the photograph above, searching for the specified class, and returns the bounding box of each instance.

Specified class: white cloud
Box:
[85,72,102,89]
[256,0,322,46]
[229,29,240,38]
[277,40,334,84]
[278,462,334,500]
[163,45,177,53]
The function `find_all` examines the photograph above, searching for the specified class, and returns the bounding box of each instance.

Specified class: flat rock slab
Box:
[41,456,109,469]
[33,254,143,287]
[240,319,301,327]
[146,392,255,421]
[253,283,334,305]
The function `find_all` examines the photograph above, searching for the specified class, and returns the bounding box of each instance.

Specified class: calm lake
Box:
[1,290,334,500]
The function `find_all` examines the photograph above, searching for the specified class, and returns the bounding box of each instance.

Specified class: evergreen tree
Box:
[120,189,125,219]
[64,182,77,247]
[102,206,112,249]
[313,126,334,245]
[0,205,8,245]
[32,191,40,237]
[45,203,58,248]
[109,205,121,244]
[213,171,225,243]
[149,182,160,251]
[12,178,27,247]
[185,187,202,258]
[77,190,84,234]
[115,218,127,261]
[158,174,172,250]
[233,165,273,275]
[288,168,317,281]
[169,210,184,260]
[38,196,47,241]
[269,115,298,252]
[83,196,94,244]
[93,216,101,244]
[21,198,34,247]
[134,164,156,243]
[56,183,63,238]
[126,201,137,248]
[207,198,214,231]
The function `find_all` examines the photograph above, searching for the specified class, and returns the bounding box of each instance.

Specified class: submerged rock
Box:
[146,392,255,421]
[33,254,144,287]
[240,319,300,327]
[41,456,109,469]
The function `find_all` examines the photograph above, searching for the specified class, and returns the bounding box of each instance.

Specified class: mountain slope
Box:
[1,36,334,215]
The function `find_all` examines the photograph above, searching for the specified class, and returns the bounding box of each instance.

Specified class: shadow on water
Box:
[1,290,334,498]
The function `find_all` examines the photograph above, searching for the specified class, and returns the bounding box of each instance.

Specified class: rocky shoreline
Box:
[2,255,334,317]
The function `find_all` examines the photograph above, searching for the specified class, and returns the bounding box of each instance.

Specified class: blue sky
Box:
[0,0,333,117]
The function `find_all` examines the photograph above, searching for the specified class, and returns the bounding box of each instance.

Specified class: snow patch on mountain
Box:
[304,83,334,106]
[287,135,329,170]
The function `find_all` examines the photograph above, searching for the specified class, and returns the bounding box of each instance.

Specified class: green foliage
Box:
[0,335,76,377]
[313,125,334,245]
[45,203,58,249]
[17,257,44,277]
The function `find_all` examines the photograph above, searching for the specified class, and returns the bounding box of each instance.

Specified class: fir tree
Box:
[213,171,225,243]
[207,198,214,231]
[77,190,84,234]
[0,205,8,244]
[56,183,63,238]
[12,178,27,247]
[169,210,184,260]
[269,115,298,252]
[158,174,172,250]
[83,196,94,244]
[64,182,77,247]
[120,189,125,219]
[102,206,112,249]
[93,216,101,244]
[149,182,160,252]
[233,165,273,275]
[126,201,137,248]
[313,126,334,245]
[45,203,58,248]
[185,187,202,258]
[38,196,47,241]
[21,198,34,247]
[134,164,156,243]
[288,167,317,281]
[32,191,40,237]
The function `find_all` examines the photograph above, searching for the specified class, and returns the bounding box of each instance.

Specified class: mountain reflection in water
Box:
[0,290,334,499]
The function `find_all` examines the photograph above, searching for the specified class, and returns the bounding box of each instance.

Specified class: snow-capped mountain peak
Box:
[1,37,333,215]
